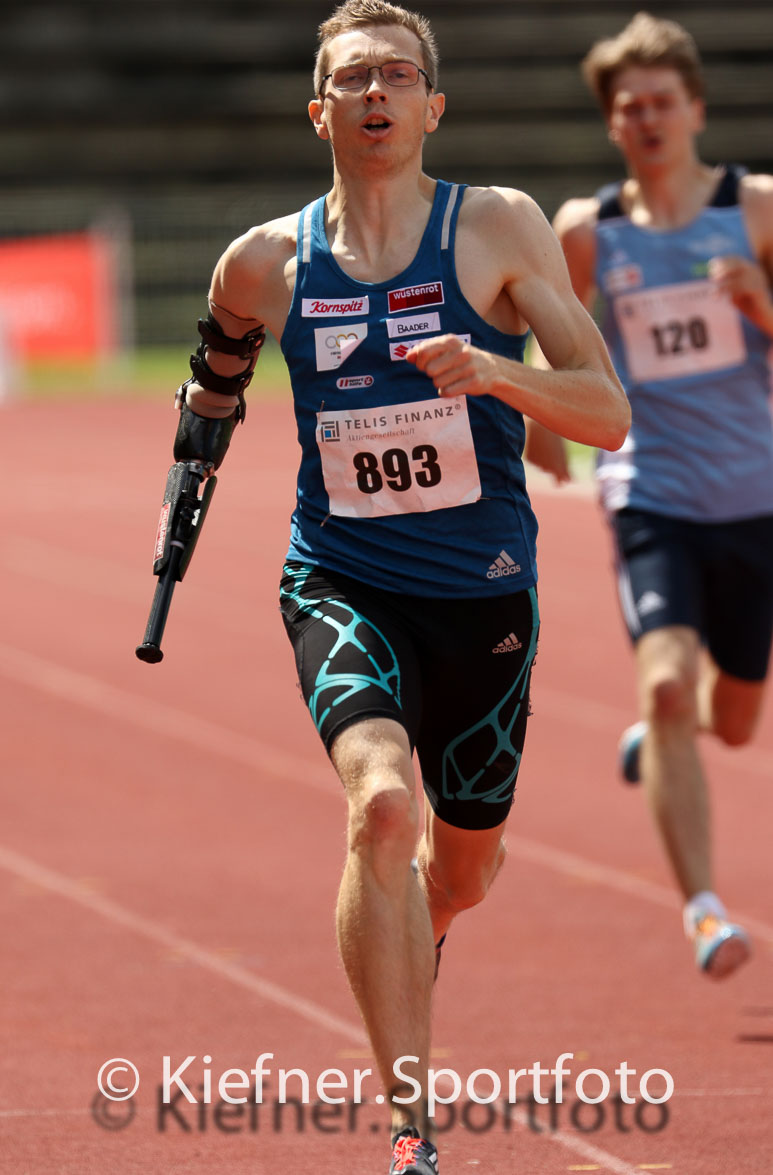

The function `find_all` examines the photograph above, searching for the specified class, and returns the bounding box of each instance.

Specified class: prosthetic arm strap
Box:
[182,313,266,421]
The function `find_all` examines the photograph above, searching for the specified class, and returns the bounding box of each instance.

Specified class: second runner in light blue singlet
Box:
[595,167,773,522]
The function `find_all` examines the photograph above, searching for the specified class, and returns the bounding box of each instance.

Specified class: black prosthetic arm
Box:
[135,447,217,664]
[136,311,264,663]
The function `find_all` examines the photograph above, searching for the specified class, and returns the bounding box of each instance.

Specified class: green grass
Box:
[19,340,596,476]
[565,439,597,481]
[20,340,292,400]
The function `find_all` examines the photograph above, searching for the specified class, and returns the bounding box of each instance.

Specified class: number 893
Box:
[353,445,442,494]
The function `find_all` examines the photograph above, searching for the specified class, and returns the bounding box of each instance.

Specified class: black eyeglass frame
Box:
[319,61,432,97]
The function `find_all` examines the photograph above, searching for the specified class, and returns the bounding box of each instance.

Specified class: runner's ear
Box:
[309,98,330,141]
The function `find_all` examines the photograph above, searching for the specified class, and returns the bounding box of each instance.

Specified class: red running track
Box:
[1,395,772,1174]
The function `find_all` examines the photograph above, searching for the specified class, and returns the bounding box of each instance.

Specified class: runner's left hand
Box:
[709,255,773,332]
[405,334,501,397]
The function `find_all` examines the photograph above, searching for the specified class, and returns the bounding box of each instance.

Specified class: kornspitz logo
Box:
[303,297,369,317]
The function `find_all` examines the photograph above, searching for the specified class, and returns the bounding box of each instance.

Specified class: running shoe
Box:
[389,1127,439,1174]
[618,720,648,784]
[688,913,751,979]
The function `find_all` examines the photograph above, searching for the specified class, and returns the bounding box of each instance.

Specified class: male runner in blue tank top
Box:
[168,3,628,1170]
[527,13,773,981]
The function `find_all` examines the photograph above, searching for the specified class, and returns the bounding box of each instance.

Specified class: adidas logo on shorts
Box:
[636,589,667,616]
[486,549,521,579]
[492,632,522,654]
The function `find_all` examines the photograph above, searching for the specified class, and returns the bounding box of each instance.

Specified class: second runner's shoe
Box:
[618,720,648,784]
[687,912,751,978]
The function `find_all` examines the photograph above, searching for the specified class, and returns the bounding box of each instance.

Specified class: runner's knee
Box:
[643,670,697,727]
[712,706,758,748]
[348,783,418,857]
[425,839,506,915]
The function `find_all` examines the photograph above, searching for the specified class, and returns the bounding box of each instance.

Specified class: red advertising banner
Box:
[0,231,118,359]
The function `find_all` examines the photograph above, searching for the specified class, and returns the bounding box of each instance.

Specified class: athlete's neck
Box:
[324,168,437,282]
[621,159,721,230]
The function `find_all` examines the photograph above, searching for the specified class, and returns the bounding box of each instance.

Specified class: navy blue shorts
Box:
[611,508,773,682]
[279,561,540,831]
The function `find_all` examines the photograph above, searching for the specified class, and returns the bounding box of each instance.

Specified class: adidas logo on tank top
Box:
[486,549,521,579]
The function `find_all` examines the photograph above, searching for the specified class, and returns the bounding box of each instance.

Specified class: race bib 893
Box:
[316,397,481,519]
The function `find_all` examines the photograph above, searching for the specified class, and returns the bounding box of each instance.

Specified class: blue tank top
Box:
[594,167,773,521]
[280,179,538,596]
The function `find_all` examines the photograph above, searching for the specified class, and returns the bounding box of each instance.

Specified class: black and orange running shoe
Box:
[389,1126,439,1174]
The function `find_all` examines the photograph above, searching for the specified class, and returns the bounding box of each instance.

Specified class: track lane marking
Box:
[0,842,367,1044]
[0,843,644,1174]
[2,640,772,948]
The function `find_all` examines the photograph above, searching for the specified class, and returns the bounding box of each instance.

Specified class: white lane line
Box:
[507,838,773,949]
[677,1088,766,1097]
[536,686,773,782]
[0,641,329,793]
[0,536,277,635]
[0,645,749,1175]
[0,1108,89,1119]
[0,844,642,1175]
[436,1075,644,1175]
[2,641,773,948]
[510,1111,642,1175]
[0,843,366,1045]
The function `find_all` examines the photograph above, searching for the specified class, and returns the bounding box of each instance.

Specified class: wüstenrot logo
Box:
[486,550,521,580]
[492,632,522,654]
[387,282,444,314]
[302,297,369,317]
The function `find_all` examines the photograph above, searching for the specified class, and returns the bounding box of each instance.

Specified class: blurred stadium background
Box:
[1,0,771,393]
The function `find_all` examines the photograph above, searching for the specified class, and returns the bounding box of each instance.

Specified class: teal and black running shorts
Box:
[279,561,540,831]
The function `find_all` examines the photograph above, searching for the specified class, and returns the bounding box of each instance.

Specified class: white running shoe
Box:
[687,911,751,979]
[618,721,648,784]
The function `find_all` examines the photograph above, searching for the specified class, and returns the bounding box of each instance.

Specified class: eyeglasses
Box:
[320,60,431,95]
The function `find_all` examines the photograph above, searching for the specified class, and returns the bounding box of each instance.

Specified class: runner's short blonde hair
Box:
[582,11,705,114]
[314,0,439,95]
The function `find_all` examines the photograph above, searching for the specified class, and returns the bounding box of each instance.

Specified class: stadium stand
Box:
[1,0,771,344]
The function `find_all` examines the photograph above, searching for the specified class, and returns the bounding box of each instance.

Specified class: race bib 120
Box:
[614,279,747,382]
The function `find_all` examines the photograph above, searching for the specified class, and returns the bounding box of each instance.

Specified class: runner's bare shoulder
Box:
[553,197,599,246]
[212,212,300,328]
[738,174,773,265]
[460,184,553,237]
[739,172,773,218]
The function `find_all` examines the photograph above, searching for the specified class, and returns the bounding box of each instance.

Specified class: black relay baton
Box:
[136,460,217,663]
